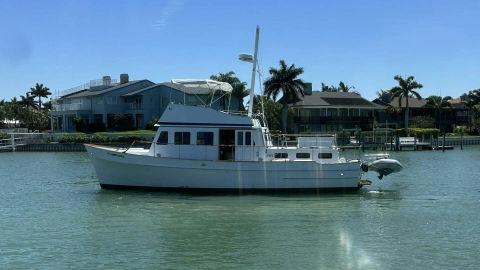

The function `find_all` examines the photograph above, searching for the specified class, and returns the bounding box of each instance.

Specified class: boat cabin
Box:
[150,104,340,164]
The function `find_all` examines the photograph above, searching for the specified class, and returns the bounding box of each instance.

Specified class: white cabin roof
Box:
[159,104,253,127]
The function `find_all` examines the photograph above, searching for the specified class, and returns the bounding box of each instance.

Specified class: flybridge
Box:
[157,104,253,127]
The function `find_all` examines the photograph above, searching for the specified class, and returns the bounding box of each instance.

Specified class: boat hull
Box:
[86,145,363,191]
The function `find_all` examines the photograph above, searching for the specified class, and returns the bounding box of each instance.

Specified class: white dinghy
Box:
[362,153,403,179]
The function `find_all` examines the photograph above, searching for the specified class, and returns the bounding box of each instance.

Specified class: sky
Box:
[0,0,479,101]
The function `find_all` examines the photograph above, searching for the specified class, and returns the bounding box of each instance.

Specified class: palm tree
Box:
[30,83,51,110]
[389,75,423,131]
[210,71,249,111]
[376,90,393,104]
[426,95,452,132]
[321,83,337,92]
[338,81,355,92]
[263,60,307,133]
[19,93,37,109]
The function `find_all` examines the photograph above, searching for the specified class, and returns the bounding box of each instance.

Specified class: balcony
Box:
[294,116,374,124]
[128,103,144,110]
[53,103,90,111]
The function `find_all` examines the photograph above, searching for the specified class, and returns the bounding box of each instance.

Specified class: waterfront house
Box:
[291,87,385,133]
[374,96,469,131]
[51,75,239,132]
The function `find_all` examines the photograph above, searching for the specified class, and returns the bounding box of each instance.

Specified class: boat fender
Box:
[361,163,369,172]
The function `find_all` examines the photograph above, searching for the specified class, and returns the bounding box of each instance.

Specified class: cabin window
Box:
[174,132,190,145]
[296,153,310,159]
[318,153,333,159]
[157,131,168,145]
[237,131,243,146]
[274,153,288,159]
[197,132,214,145]
[245,132,252,146]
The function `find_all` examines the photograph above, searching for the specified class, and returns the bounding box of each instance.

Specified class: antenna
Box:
[247,26,260,117]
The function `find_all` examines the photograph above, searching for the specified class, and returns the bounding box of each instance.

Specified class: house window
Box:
[174,132,190,145]
[318,153,333,159]
[157,131,168,145]
[245,132,251,146]
[296,153,310,159]
[274,153,288,159]
[237,131,244,146]
[197,132,214,145]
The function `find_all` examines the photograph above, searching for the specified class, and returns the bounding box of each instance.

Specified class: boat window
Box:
[197,132,214,145]
[156,131,168,145]
[296,153,310,159]
[245,132,251,146]
[318,153,333,159]
[174,132,190,145]
[237,131,243,146]
[274,153,288,159]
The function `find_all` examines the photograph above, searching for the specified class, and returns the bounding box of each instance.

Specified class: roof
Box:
[449,98,468,109]
[159,103,253,127]
[122,84,160,97]
[389,97,427,108]
[292,91,381,109]
[60,80,150,98]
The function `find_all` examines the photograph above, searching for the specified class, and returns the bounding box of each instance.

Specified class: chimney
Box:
[120,73,129,84]
[304,82,313,95]
[102,76,111,86]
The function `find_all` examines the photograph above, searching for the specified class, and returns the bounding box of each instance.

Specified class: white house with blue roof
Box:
[51,74,240,132]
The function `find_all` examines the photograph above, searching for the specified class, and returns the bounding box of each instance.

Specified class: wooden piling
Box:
[461,133,463,150]
[442,133,446,152]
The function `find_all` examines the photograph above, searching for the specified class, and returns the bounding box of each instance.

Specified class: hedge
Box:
[395,128,440,137]
[57,134,147,144]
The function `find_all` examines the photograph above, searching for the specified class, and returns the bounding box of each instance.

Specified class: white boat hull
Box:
[86,145,363,191]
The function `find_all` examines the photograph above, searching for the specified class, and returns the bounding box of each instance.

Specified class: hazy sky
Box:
[1,0,479,100]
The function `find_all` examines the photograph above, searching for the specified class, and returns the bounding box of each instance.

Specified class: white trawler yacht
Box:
[85,27,403,191]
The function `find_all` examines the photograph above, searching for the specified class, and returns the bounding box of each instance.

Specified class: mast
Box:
[247,26,260,117]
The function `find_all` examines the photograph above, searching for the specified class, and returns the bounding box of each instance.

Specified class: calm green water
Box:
[1,148,479,269]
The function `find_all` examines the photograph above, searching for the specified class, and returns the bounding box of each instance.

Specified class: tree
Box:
[321,83,337,92]
[19,93,37,109]
[210,71,249,111]
[253,95,282,131]
[338,81,355,92]
[463,89,480,132]
[389,75,423,131]
[263,60,307,133]
[42,101,52,111]
[30,83,51,110]
[376,89,393,104]
[426,95,452,132]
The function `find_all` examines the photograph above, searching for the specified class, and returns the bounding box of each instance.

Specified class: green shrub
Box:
[395,128,440,137]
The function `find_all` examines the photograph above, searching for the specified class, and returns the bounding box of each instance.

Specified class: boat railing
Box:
[270,133,337,148]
